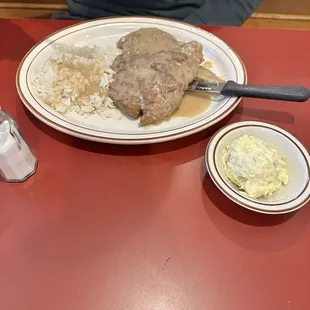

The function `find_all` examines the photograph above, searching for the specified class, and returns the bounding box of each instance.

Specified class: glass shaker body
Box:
[0,109,38,182]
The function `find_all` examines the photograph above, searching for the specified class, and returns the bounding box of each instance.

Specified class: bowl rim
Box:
[205,120,310,214]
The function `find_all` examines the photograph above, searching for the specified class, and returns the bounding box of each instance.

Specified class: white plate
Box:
[206,121,310,214]
[16,17,247,144]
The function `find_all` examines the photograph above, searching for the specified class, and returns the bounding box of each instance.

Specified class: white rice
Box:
[31,45,118,118]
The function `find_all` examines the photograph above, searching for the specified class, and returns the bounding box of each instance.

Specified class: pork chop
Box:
[109,28,203,125]
[112,28,180,72]
[117,28,180,54]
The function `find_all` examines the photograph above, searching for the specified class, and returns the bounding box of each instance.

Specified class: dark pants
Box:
[53,0,262,26]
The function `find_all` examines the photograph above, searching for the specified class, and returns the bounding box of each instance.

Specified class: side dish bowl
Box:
[205,121,310,214]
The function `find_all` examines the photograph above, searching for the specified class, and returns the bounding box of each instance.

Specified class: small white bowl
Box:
[205,121,310,214]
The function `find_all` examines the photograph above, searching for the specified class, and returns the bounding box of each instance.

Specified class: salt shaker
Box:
[0,108,38,182]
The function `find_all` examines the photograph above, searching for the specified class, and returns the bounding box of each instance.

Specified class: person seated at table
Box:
[54,0,262,26]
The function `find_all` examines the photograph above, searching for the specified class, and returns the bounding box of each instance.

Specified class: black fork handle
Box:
[221,81,310,102]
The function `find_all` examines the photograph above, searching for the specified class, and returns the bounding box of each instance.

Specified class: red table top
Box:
[1,19,310,310]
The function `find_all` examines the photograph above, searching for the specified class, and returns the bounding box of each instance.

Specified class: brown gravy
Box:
[57,61,103,98]
[173,91,211,118]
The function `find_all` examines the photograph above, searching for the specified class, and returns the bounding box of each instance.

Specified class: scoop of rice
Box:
[31,45,117,118]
